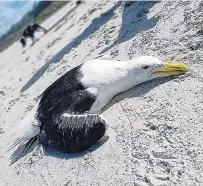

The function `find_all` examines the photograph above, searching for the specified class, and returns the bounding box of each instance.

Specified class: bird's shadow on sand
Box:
[102,76,176,112]
[20,2,122,93]
[10,135,109,163]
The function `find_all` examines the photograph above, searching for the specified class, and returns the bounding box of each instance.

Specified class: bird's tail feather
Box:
[9,136,39,165]
[22,136,38,154]
[8,107,40,163]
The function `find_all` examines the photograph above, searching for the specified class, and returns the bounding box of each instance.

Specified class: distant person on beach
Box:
[20,22,48,48]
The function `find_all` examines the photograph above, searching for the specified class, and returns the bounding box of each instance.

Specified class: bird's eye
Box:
[141,65,149,69]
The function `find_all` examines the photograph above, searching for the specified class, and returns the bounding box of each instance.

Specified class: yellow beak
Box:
[153,62,190,76]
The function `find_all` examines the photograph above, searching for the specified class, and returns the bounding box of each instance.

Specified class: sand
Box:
[0,1,203,185]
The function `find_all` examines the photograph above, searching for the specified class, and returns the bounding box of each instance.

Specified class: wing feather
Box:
[39,114,108,153]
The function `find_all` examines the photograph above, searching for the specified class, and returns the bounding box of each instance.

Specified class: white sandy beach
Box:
[0,1,203,185]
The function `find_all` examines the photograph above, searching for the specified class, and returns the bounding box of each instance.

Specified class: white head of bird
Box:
[124,56,190,82]
[81,55,190,92]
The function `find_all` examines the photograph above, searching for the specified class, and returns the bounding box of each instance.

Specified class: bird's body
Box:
[36,64,107,153]
[9,56,189,161]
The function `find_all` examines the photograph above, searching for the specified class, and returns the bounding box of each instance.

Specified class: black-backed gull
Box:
[9,56,189,160]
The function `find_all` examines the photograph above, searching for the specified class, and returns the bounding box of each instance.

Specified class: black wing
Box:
[39,114,108,153]
[37,87,97,128]
[37,65,83,101]
[37,64,95,122]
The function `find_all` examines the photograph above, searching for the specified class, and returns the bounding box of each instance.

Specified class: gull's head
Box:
[127,56,190,83]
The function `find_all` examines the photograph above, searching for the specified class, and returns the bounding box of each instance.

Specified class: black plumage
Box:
[25,65,107,153]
